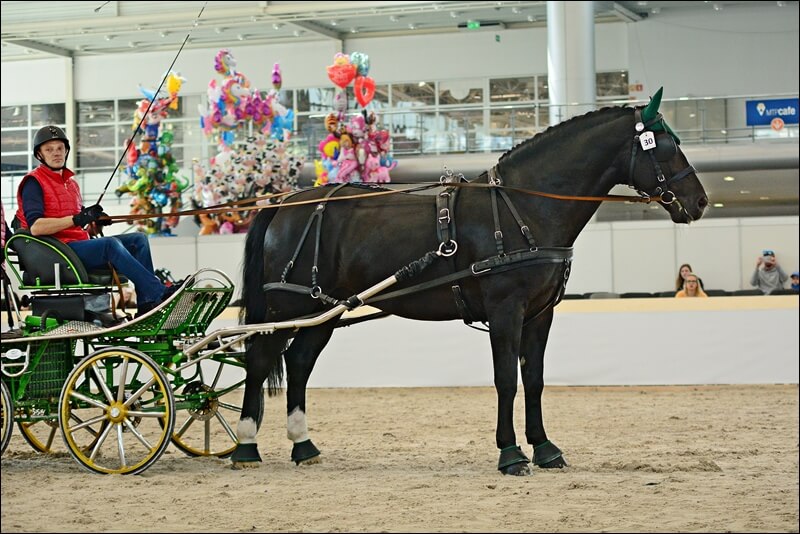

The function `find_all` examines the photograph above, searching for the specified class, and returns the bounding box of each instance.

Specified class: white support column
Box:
[547,1,597,126]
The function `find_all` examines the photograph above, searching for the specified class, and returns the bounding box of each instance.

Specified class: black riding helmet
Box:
[33,125,70,169]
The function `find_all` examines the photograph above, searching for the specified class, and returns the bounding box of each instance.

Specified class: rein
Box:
[100,179,667,226]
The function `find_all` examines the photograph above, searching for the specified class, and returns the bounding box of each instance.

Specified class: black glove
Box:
[72,204,104,228]
[96,210,113,226]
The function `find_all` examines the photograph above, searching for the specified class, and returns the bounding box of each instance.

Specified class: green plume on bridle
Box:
[641,87,681,143]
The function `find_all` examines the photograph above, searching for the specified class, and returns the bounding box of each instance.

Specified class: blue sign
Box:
[745,98,799,126]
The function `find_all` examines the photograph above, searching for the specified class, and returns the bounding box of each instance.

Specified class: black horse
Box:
[232,88,708,475]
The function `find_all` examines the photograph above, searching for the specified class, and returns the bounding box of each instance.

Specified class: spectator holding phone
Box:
[750,249,789,295]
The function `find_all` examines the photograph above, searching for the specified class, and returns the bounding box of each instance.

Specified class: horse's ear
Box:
[642,87,664,123]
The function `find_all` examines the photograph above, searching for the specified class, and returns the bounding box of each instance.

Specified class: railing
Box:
[291,96,799,160]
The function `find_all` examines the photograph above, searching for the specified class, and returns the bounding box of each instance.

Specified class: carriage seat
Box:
[5,229,128,289]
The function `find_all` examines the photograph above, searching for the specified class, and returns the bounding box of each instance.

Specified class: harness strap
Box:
[366,247,573,305]
[490,187,504,256]
[451,284,476,324]
[280,184,347,285]
[435,185,459,256]
[262,247,573,310]
[497,188,537,251]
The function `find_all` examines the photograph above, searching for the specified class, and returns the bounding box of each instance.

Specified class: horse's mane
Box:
[497,105,630,163]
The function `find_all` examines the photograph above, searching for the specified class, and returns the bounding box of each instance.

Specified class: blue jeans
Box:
[68,233,164,305]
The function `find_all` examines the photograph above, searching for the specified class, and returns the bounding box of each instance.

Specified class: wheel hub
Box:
[184,382,218,421]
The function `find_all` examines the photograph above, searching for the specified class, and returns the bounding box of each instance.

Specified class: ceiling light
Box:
[759,196,770,200]
[104,35,115,41]
[450,11,460,18]
[293,30,303,37]
[75,44,85,51]
[713,203,724,208]
[418,81,426,87]
[723,176,735,181]
[739,190,751,194]
[650,7,661,14]
[350,27,359,34]
[272,23,284,30]
[214,27,224,34]
[408,23,417,30]
[713,3,723,10]
[637,1,648,5]
[237,34,246,41]
[527,15,537,22]
[389,15,399,22]
[159,31,169,38]
[777,0,787,6]
[330,19,339,26]
[511,7,521,14]
[128,41,137,48]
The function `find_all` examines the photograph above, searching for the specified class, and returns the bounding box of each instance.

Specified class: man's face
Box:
[763,254,776,267]
[38,139,67,168]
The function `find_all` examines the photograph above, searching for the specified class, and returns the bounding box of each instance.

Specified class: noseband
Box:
[628,109,695,205]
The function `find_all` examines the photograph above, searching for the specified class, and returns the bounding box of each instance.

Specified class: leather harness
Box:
[263,170,574,326]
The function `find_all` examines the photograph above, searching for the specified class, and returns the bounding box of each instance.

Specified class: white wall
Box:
[205,297,799,387]
[145,216,799,297]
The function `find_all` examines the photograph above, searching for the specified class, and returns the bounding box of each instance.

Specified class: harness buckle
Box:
[494,230,503,241]
[660,191,676,205]
[310,286,322,299]
[438,208,451,224]
[471,264,491,275]
[438,240,458,257]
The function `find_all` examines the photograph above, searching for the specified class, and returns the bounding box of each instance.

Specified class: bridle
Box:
[628,108,696,205]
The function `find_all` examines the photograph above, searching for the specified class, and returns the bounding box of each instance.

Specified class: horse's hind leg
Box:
[231,331,291,468]
[520,308,567,468]
[283,322,336,465]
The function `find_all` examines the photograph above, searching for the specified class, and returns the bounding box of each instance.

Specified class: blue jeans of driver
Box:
[68,233,164,305]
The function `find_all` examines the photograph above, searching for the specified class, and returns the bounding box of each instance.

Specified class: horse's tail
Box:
[240,207,284,396]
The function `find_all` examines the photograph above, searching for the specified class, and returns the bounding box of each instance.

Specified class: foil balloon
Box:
[327,53,357,89]
[349,51,370,77]
[354,75,376,107]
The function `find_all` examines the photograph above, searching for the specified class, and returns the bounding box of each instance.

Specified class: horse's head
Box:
[627,88,708,223]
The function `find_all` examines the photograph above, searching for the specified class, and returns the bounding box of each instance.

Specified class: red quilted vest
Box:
[15,165,89,243]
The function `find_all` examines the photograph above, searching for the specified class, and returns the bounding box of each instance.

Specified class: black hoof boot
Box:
[231,443,262,466]
[291,439,321,465]
[497,445,532,476]
[533,440,568,468]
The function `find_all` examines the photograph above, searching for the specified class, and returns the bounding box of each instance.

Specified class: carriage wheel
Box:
[169,355,245,458]
[58,347,175,475]
[19,413,106,454]
[1,381,13,455]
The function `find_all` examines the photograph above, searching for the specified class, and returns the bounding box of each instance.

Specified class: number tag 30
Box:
[639,131,656,151]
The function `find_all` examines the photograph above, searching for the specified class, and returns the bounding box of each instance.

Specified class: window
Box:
[490,77,536,102]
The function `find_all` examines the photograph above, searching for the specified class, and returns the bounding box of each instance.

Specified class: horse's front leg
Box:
[520,307,567,468]
[284,323,336,465]
[487,307,532,476]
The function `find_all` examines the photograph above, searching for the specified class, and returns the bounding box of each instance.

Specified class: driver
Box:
[14,125,175,316]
